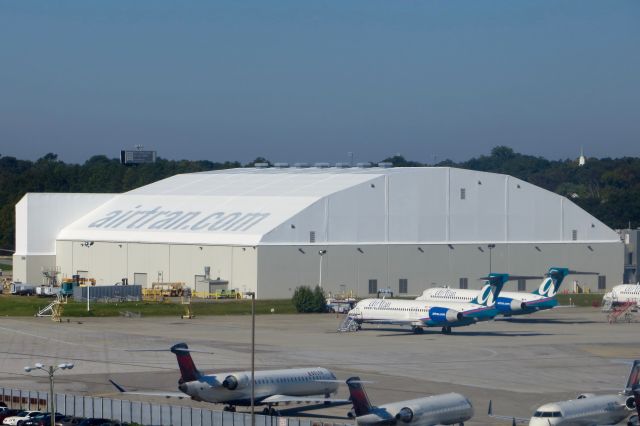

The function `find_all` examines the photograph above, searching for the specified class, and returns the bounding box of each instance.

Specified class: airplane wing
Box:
[261,395,350,405]
[487,400,529,424]
[109,379,188,399]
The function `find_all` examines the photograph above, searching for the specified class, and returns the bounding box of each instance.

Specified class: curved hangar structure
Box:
[13,167,622,298]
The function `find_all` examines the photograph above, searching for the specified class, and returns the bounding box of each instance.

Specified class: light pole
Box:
[245,291,256,426]
[487,244,496,274]
[318,250,327,288]
[24,362,74,426]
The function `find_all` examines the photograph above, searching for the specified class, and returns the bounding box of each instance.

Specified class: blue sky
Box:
[1,1,638,164]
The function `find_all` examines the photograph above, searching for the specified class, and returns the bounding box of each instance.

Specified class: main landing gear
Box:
[411,326,425,334]
[441,326,452,334]
[223,405,236,412]
[262,406,280,416]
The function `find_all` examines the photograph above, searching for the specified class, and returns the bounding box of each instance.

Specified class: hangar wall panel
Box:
[449,170,507,241]
[128,244,171,285]
[507,179,561,242]
[561,200,618,241]
[388,170,448,242]
[15,193,114,255]
[256,242,622,299]
[169,245,234,288]
[231,247,257,294]
[56,241,73,279]
[326,176,386,243]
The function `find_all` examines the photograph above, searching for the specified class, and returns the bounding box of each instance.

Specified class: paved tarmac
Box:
[1,306,639,425]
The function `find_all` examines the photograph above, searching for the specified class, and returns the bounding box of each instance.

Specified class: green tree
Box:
[292,286,327,313]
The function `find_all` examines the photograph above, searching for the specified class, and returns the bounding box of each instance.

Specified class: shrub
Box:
[292,286,327,313]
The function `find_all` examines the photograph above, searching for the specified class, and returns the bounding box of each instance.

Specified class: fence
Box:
[0,388,350,426]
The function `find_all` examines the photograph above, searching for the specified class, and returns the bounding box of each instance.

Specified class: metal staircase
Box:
[607,301,636,324]
[337,314,359,332]
[36,294,65,322]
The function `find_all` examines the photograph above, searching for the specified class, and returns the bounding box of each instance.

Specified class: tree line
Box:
[1,147,639,251]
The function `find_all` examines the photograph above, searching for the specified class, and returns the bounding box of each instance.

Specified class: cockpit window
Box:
[533,411,561,417]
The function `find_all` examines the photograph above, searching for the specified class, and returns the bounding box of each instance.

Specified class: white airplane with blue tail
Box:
[347,273,528,334]
[416,267,596,317]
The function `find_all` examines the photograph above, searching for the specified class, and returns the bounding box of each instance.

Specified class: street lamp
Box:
[245,291,256,426]
[24,362,74,426]
[318,250,327,288]
[487,244,496,274]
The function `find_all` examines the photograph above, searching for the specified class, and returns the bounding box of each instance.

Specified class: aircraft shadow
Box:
[276,403,350,419]
[497,318,600,324]
[353,328,555,337]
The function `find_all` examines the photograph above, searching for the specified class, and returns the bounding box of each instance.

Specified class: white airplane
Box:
[489,360,640,426]
[110,343,346,415]
[345,376,473,426]
[603,283,640,307]
[416,268,595,317]
[347,273,511,334]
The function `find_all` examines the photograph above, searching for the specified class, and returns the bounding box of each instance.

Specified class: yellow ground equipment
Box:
[143,282,189,300]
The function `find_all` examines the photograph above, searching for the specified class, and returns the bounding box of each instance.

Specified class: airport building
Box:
[13,166,623,298]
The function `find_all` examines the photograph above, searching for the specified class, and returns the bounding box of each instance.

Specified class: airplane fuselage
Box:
[529,394,633,426]
[349,298,496,329]
[356,393,473,426]
[180,367,338,405]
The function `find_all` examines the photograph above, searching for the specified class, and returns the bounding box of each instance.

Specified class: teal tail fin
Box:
[472,274,510,306]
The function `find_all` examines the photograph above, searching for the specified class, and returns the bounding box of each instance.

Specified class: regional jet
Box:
[347,273,510,334]
[416,268,594,317]
[345,376,473,426]
[489,360,640,425]
[109,343,346,415]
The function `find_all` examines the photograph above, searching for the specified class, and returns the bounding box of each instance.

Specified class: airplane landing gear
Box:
[223,405,236,412]
[441,326,452,334]
[262,406,280,416]
[411,326,424,334]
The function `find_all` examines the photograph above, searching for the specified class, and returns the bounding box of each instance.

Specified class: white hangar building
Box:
[13,166,623,298]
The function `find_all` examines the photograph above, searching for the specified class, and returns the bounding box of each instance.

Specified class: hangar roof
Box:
[17,167,621,251]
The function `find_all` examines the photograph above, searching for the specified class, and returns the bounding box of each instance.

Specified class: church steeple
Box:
[578,146,586,166]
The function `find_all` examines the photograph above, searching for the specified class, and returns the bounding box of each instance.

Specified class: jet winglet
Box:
[109,379,127,393]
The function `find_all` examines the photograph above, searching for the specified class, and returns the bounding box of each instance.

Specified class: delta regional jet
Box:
[347,273,512,334]
[110,343,345,415]
[417,267,594,317]
[490,360,640,426]
[346,376,474,426]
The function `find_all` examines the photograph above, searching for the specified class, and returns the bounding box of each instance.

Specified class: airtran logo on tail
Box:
[476,284,494,306]
[88,206,271,233]
[538,278,555,297]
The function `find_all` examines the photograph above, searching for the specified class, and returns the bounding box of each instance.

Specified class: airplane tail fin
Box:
[625,360,640,394]
[534,268,598,297]
[171,343,202,382]
[472,274,509,306]
[346,376,373,416]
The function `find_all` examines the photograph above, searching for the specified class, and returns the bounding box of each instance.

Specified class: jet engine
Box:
[395,407,414,423]
[495,297,527,314]
[626,396,637,410]
[222,374,249,390]
[428,307,463,323]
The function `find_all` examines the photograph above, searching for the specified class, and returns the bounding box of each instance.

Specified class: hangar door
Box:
[134,273,148,287]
